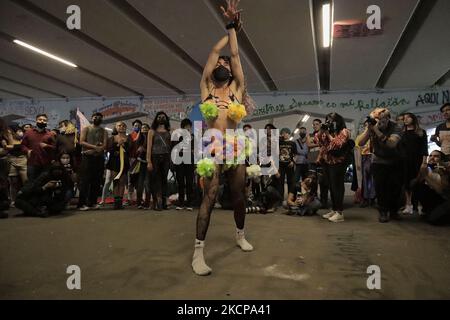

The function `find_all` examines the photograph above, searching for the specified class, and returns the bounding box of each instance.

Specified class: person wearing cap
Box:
[431,103,450,158]
[279,127,297,203]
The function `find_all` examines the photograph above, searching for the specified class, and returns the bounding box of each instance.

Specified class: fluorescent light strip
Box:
[13,39,78,68]
[302,114,311,122]
[322,3,331,48]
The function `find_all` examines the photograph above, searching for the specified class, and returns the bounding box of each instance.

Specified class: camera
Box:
[321,121,335,133]
[366,116,377,126]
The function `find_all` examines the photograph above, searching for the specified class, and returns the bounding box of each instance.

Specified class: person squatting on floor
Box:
[286,172,321,216]
[15,162,72,218]
[192,0,253,276]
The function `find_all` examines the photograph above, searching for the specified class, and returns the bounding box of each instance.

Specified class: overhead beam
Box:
[375,0,438,89]
[107,0,203,75]
[0,58,102,97]
[11,0,184,95]
[205,0,278,92]
[0,30,143,97]
[0,75,66,98]
[0,88,33,99]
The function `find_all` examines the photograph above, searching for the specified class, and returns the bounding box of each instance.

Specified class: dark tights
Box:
[196,164,246,241]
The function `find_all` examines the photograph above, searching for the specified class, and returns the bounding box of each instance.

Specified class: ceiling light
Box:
[294,128,300,134]
[13,39,78,68]
[322,3,332,48]
[302,114,311,122]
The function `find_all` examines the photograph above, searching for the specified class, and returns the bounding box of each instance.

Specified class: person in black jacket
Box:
[15,162,72,217]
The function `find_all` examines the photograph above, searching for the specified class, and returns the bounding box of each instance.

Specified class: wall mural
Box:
[1,88,449,129]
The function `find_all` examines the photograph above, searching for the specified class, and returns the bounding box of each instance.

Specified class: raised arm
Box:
[222,1,245,98]
[200,35,229,101]
[228,27,245,97]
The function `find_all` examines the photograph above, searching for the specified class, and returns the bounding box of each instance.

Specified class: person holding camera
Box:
[315,112,351,223]
[286,172,321,216]
[411,150,450,225]
[430,103,450,158]
[15,162,72,217]
[358,108,403,223]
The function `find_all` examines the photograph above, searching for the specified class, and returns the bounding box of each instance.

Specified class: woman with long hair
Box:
[57,120,81,172]
[316,112,351,222]
[400,112,428,214]
[106,122,130,210]
[147,111,171,211]
[135,123,152,209]
[190,0,252,276]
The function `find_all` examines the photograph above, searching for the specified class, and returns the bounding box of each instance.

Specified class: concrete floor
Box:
[1,202,450,300]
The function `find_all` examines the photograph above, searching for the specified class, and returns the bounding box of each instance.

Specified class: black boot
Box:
[114,197,124,210]
[390,209,402,221]
[378,210,389,223]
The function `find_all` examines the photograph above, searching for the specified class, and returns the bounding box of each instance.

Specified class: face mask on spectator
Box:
[36,122,47,129]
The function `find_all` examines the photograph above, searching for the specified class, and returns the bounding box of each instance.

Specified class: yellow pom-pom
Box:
[227,103,247,123]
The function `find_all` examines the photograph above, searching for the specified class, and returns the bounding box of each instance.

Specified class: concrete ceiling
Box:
[0,0,448,100]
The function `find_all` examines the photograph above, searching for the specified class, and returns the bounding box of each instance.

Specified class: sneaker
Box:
[418,206,424,216]
[90,204,101,211]
[175,206,184,211]
[322,211,336,219]
[78,205,90,212]
[402,205,413,215]
[266,208,275,213]
[186,207,193,211]
[328,211,344,223]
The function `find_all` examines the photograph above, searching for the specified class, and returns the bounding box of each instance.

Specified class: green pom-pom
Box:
[200,102,219,121]
[196,158,216,178]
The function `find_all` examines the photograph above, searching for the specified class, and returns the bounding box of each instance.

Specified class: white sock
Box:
[236,229,254,252]
[192,239,212,276]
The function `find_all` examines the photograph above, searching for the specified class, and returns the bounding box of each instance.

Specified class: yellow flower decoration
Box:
[227,103,247,123]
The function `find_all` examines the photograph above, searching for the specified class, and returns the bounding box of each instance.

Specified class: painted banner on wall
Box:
[1,88,449,128]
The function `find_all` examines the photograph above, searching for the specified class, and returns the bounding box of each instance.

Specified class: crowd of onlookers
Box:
[0,103,449,225]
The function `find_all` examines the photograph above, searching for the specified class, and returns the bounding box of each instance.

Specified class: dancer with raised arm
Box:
[192,0,253,276]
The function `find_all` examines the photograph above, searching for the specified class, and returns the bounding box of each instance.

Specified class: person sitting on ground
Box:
[411,150,450,225]
[286,172,321,216]
[15,162,72,218]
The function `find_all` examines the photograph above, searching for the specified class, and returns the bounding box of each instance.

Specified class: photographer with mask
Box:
[315,113,351,223]
[358,108,403,223]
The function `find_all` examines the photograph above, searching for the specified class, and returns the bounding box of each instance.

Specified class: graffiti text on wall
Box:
[252,96,410,118]
[416,90,450,107]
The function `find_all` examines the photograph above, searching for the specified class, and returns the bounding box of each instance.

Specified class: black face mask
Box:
[93,119,102,126]
[212,65,231,82]
[299,133,306,139]
[36,122,47,129]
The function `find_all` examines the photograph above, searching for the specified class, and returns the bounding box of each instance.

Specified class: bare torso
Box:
[203,85,242,133]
